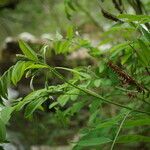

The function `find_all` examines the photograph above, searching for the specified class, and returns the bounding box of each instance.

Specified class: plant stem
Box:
[48,66,150,116]
[115,86,150,105]
[110,111,131,150]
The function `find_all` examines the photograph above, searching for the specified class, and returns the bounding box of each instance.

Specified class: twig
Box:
[110,111,131,150]
[46,65,150,116]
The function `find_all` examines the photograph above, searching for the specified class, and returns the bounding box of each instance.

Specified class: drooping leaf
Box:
[116,135,150,143]
[118,14,150,23]
[67,88,80,101]
[49,102,58,109]
[0,107,14,124]
[121,53,132,65]
[135,39,150,67]
[110,42,130,56]
[141,27,150,42]
[88,110,99,126]
[95,114,124,129]
[0,67,13,99]
[66,26,74,39]
[25,97,48,118]
[123,118,150,128]
[15,89,47,111]
[77,137,112,146]
[11,61,32,85]
[18,40,38,61]
[65,100,86,116]
[57,95,70,107]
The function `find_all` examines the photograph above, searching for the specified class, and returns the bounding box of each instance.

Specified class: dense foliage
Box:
[0,0,150,149]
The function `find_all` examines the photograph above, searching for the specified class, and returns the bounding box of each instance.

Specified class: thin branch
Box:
[97,0,123,23]
[110,111,131,150]
[46,65,150,116]
[115,87,150,105]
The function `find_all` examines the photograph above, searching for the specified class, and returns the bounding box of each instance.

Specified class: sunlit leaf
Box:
[25,97,47,118]
[19,40,38,61]
[11,61,31,85]
[0,107,14,124]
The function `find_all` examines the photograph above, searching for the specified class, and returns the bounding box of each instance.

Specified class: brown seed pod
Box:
[101,8,123,23]
[127,92,137,99]
[107,61,145,92]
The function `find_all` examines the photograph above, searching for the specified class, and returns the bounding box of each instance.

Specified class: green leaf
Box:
[96,120,118,129]
[57,95,70,107]
[11,61,32,85]
[18,40,38,61]
[78,72,91,79]
[102,26,135,37]
[0,119,6,143]
[99,62,105,73]
[0,67,13,99]
[77,137,112,146]
[0,81,2,99]
[123,118,150,128]
[116,135,150,143]
[25,64,48,70]
[121,53,131,65]
[137,39,150,66]
[88,47,101,57]
[64,0,72,20]
[56,109,69,126]
[96,114,124,129]
[67,0,76,11]
[90,99,101,113]
[49,102,58,109]
[141,27,150,42]
[25,97,47,118]
[15,88,47,111]
[54,40,71,54]
[0,107,14,124]
[110,42,130,53]
[68,88,80,101]
[66,26,74,39]
[70,101,85,114]
[0,78,7,99]
[118,14,150,23]
[94,79,101,87]
[88,110,99,126]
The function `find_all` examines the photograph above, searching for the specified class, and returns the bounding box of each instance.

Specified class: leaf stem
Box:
[110,111,131,150]
[48,66,150,116]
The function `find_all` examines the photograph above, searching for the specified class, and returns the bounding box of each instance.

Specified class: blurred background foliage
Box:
[1,0,146,41]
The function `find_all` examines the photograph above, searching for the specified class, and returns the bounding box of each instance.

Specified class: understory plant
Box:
[0,0,150,149]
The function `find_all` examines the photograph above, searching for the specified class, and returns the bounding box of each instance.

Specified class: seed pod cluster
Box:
[107,61,144,92]
[101,8,123,23]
